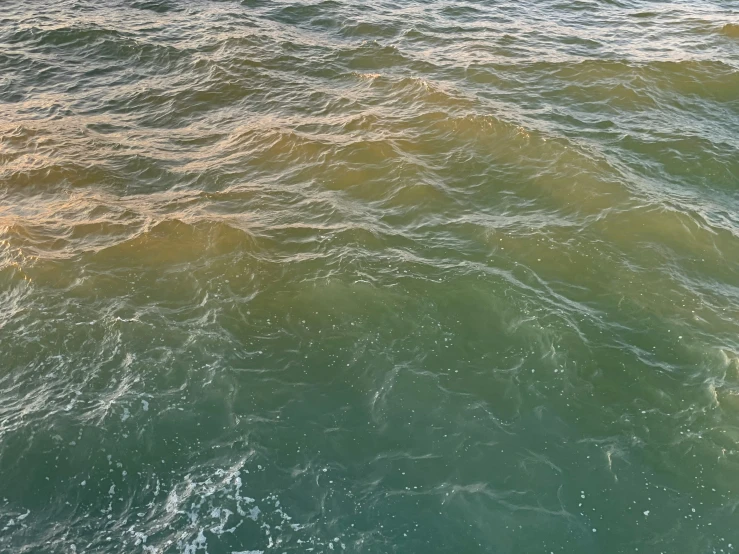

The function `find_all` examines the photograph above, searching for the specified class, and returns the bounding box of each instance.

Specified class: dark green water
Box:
[1,0,739,552]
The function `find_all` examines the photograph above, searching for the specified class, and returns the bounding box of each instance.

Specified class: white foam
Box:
[183,528,207,554]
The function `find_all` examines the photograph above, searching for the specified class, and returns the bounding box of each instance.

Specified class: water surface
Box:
[1,0,739,552]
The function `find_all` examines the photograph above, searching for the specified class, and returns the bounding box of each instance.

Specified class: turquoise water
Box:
[1,1,739,552]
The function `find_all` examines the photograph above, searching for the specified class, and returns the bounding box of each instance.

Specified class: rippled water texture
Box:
[2,0,739,552]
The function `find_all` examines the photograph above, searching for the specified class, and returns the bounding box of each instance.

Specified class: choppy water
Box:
[1,0,739,552]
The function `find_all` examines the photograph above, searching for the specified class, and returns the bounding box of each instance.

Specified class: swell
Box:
[465,57,739,205]
[2,102,734,273]
[5,24,189,70]
[466,58,739,109]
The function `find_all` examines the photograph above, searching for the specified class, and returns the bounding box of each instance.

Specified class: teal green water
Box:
[1,1,739,552]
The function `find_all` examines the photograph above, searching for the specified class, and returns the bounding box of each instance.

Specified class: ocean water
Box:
[1,0,738,552]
